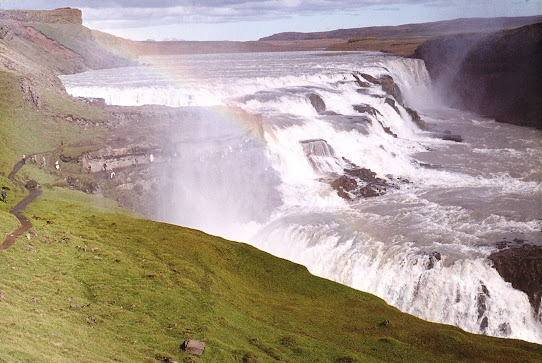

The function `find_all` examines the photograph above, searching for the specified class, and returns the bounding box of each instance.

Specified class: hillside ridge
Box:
[260,16,542,41]
[0,7,82,25]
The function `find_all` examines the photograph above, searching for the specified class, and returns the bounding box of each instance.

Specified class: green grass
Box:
[0,187,540,362]
[0,71,106,165]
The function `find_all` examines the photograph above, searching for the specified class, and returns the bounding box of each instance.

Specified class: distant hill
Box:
[260,16,542,41]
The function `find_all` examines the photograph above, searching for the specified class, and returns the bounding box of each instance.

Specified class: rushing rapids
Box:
[60,51,542,343]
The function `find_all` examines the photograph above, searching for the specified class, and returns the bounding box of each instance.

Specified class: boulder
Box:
[330,167,394,200]
[426,251,441,270]
[25,180,38,190]
[489,243,542,314]
[441,134,463,143]
[353,104,381,118]
[308,93,326,113]
[180,339,206,356]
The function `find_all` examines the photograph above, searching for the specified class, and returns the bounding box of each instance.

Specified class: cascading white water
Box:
[60,51,542,344]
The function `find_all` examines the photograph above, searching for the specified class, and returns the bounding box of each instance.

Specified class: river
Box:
[60,51,542,343]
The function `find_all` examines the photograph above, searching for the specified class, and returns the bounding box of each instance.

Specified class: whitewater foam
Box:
[61,51,542,343]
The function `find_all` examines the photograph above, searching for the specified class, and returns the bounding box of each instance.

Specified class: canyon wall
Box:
[414,23,542,129]
[0,7,82,25]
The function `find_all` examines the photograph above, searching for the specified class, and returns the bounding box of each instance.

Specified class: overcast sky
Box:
[0,0,540,41]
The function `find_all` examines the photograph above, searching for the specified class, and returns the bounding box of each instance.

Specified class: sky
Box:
[0,0,540,41]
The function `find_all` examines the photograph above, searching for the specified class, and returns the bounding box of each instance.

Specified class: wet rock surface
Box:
[330,167,397,200]
[489,241,542,314]
[353,104,381,118]
[414,23,542,129]
[309,93,326,113]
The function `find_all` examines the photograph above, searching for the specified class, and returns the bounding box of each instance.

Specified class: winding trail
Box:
[1,160,42,250]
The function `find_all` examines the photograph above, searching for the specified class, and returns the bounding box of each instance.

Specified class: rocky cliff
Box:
[0,7,82,25]
[489,242,542,315]
[0,8,133,79]
[414,23,542,129]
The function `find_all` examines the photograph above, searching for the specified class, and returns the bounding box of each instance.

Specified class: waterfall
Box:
[60,51,542,344]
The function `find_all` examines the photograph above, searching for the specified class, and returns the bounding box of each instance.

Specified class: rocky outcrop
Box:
[414,23,542,129]
[0,23,14,40]
[0,8,82,25]
[489,242,542,314]
[0,9,133,78]
[353,104,381,118]
[331,168,393,199]
[357,73,404,105]
[309,93,326,113]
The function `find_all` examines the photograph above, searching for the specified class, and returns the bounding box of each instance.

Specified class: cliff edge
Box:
[414,23,542,129]
[0,7,82,25]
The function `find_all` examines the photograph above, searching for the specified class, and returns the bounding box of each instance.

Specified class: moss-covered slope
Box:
[0,188,540,362]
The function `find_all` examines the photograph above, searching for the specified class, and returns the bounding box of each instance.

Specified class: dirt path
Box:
[1,160,42,250]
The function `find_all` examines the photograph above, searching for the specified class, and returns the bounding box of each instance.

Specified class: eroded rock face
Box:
[414,23,542,129]
[489,243,542,314]
[0,8,83,25]
[0,24,14,40]
[357,73,405,105]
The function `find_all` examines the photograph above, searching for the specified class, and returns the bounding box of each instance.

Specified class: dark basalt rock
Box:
[377,121,398,138]
[353,73,427,131]
[384,98,401,115]
[352,73,372,88]
[441,134,463,143]
[353,104,381,117]
[330,167,394,200]
[357,73,405,105]
[357,73,379,84]
[308,93,326,114]
[414,23,542,129]
[405,107,427,129]
[426,251,442,270]
[489,243,542,314]
[377,75,404,105]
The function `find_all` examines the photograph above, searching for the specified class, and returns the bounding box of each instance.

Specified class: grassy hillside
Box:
[0,187,540,362]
